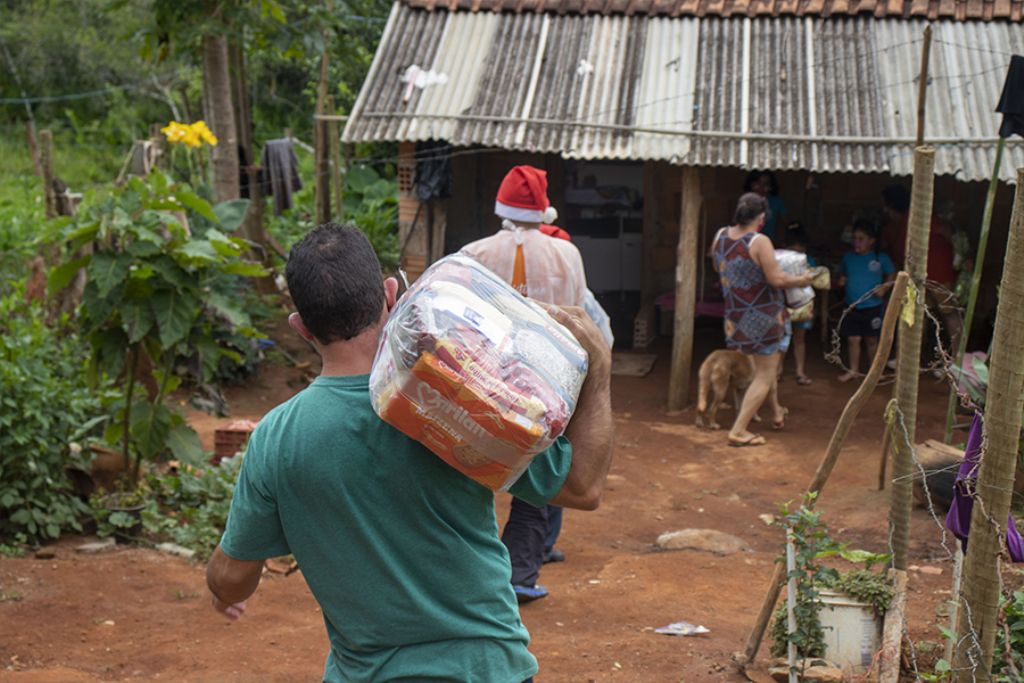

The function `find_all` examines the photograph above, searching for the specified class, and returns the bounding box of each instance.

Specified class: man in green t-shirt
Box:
[206,223,614,682]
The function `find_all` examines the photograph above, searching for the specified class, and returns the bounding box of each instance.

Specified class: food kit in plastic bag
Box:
[774,249,815,309]
[369,254,589,491]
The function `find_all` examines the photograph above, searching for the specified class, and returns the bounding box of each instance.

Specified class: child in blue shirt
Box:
[838,220,895,382]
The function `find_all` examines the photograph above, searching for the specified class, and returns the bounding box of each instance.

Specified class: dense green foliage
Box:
[0,0,397,549]
[2,0,390,141]
[0,291,113,544]
[0,1,179,135]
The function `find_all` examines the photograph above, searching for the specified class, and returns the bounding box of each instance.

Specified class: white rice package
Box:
[369,254,589,491]
[775,249,814,309]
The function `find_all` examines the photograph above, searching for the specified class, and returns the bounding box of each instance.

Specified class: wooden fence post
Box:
[26,120,43,177]
[40,129,57,219]
[667,167,701,412]
[952,168,1024,682]
[889,147,935,572]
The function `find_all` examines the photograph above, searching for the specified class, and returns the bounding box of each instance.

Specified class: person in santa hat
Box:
[461,165,591,603]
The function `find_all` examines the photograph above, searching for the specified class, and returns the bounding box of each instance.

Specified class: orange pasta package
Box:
[369,254,589,491]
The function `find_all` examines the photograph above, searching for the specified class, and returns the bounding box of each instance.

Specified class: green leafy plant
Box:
[771,497,840,659]
[142,455,243,559]
[832,570,894,616]
[770,495,893,660]
[342,164,399,272]
[993,590,1024,681]
[0,290,113,544]
[50,171,265,489]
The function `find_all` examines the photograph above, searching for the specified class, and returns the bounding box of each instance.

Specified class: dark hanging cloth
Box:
[413,141,453,202]
[238,144,250,199]
[259,139,303,216]
[945,412,1024,562]
[996,54,1024,139]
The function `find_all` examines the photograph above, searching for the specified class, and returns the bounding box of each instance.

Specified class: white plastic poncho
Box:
[460,226,587,307]
[369,254,589,491]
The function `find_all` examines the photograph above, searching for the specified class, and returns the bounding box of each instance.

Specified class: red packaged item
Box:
[369,254,588,491]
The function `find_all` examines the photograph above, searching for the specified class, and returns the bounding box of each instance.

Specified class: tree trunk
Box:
[889,146,934,571]
[202,34,239,201]
[953,168,1024,682]
[313,40,331,225]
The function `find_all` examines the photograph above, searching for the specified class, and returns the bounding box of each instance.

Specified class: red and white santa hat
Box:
[494,165,558,224]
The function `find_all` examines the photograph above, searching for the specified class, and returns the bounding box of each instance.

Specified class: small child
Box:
[783,222,815,386]
[838,219,896,382]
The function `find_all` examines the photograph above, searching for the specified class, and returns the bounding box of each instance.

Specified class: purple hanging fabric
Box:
[945,413,1024,562]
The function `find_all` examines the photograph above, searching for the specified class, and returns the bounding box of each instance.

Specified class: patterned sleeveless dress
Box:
[713,229,788,355]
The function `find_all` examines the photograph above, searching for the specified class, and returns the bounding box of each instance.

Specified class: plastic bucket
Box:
[818,589,882,670]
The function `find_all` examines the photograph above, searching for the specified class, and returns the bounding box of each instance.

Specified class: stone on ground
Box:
[655,529,748,555]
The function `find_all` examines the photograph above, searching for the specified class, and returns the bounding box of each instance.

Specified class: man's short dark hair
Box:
[882,185,910,214]
[734,192,769,226]
[285,223,385,344]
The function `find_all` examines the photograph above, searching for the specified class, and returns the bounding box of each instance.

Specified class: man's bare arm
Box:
[546,306,614,511]
[207,545,264,620]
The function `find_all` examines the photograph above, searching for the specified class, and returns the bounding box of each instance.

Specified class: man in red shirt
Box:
[881,185,961,355]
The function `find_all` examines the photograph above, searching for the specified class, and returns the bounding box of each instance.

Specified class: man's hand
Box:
[207,545,264,619]
[211,595,247,621]
[545,305,612,376]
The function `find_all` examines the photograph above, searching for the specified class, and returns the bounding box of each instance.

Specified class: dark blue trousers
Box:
[501,498,563,586]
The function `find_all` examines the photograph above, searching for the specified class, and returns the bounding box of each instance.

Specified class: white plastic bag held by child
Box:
[369,254,589,491]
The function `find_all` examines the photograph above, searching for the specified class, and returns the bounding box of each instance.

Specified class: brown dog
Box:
[696,350,756,430]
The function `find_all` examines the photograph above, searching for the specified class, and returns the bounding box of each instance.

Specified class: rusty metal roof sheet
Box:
[343,3,1024,181]
[403,0,1023,22]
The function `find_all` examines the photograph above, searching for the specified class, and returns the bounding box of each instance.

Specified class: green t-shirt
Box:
[220,374,572,683]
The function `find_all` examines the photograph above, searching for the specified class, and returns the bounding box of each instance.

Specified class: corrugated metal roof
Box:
[404,0,1024,23]
[343,3,1024,181]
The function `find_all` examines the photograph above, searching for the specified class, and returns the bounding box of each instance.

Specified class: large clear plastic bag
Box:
[370,254,589,491]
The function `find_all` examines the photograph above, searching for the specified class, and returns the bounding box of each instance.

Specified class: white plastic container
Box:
[818,590,883,671]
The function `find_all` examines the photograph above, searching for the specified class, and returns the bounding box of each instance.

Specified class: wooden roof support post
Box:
[889,146,934,573]
[667,167,701,412]
[953,168,1024,683]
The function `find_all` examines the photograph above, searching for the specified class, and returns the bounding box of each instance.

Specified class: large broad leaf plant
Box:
[50,171,265,489]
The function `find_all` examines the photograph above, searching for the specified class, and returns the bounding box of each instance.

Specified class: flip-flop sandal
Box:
[772,408,790,430]
[796,376,812,386]
[728,434,767,447]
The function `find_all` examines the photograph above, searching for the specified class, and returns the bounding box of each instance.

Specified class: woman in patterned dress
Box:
[712,193,814,447]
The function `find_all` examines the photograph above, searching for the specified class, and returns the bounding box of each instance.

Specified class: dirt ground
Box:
[1,328,965,682]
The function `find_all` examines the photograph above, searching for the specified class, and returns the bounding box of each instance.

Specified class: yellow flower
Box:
[160,120,218,148]
[191,120,218,147]
[161,121,190,145]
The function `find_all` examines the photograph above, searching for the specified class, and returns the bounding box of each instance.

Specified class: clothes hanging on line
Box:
[259,139,302,216]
